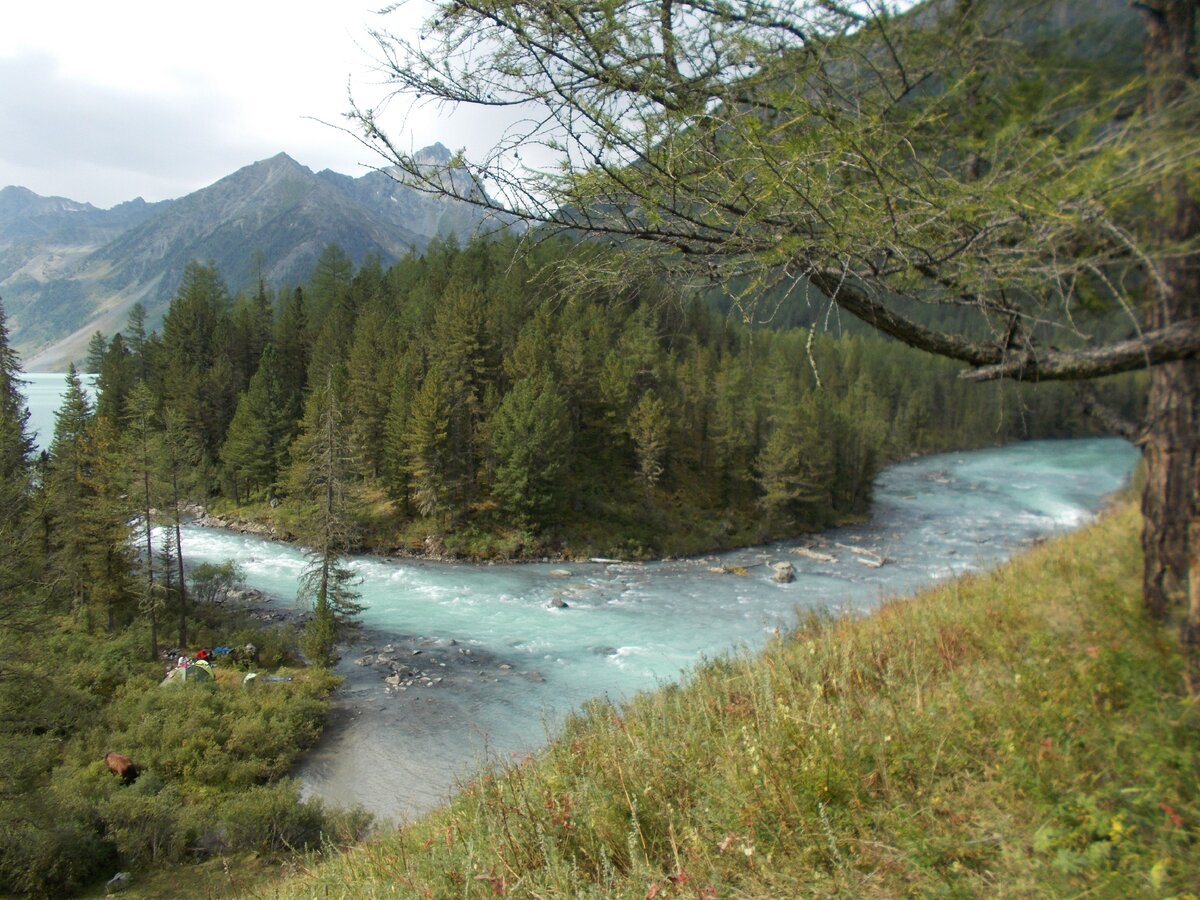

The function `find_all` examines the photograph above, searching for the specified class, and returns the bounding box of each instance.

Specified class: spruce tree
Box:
[221,346,288,501]
[275,286,311,426]
[78,415,135,633]
[44,366,95,622]
[124,302,149,379]
[0,300,37,631]
[159,407,200,647]
[160,261,234,460]
[95,332,134,422]
[85,331,107,374]
[404,369,453,524]
[381,348,421,509]
[490,375,571,528]
[345,301,398,479]
[0,301,33,494]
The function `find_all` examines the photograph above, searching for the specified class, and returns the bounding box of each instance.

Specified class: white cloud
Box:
[0,1,469,207]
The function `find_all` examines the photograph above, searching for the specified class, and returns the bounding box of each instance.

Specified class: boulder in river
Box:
[547,597,569,609]
[772,562,796,583]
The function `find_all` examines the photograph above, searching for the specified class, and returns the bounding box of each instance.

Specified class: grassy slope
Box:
[269,501,1198,897]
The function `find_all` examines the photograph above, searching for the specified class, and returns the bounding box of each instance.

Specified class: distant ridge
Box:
[0,147,512,370]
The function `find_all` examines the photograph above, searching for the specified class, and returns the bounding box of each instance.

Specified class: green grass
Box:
[266,501,1199,897]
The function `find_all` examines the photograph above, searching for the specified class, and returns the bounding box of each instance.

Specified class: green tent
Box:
[160,660,213,687]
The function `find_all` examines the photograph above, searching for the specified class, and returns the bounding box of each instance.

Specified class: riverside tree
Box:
[356,0,1200,668]
[291,369,363,666]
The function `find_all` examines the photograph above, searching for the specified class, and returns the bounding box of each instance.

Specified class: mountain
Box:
[0,146,510,370]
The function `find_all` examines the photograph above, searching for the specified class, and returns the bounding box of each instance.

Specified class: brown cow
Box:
[104,752,139,785]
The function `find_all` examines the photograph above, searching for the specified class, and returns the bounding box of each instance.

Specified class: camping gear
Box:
[160,659,213,686]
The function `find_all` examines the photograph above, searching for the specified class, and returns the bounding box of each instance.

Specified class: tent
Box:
[160,660,213,687]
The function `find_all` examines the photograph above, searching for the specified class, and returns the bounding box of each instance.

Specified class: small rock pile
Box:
[352,638,546,694]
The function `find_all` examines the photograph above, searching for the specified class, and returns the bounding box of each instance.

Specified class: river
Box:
[20,375,1139,822]
[181,438,1138,822]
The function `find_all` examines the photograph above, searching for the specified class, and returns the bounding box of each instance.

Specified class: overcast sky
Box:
[0,1,484,208]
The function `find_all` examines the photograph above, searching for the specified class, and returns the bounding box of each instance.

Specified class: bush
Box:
[215,780,372,854]
[97,784,192,866]
[0,811,114,898]
[189,560,245,606]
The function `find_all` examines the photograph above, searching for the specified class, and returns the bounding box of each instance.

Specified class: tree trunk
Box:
[173,481,188,649]
[1138,0,1200,679]
[143,467,156,660]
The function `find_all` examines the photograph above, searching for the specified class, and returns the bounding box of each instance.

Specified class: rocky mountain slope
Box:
[0,144,507,369]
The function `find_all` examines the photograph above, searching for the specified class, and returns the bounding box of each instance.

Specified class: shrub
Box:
[215,780,370,854]
[97,784,192,866]
[0,811,114,897]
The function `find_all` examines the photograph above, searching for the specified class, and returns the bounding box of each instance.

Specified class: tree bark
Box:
[173,480,188,650]
[1137,1,1200,680]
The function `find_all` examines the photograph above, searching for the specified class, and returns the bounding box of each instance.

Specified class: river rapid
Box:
[173,438,1138,822]
[21,376,1139,821]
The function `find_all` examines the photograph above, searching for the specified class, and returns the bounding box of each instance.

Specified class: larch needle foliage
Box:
[274,501,1199,897]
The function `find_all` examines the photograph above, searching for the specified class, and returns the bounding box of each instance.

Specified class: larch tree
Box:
[290,370,363,666]
[628,389,670,499]
[125,381,162,659]
[356,0,1200,671]
[159,407,201,648]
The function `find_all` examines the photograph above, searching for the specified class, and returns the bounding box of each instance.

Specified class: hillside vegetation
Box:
[272,500,1199,897]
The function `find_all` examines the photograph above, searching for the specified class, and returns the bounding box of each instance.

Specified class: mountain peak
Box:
[414,143,453,165]
[0,185,97,217]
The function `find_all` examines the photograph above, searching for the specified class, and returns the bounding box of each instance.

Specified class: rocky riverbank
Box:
[187,503,292,542]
